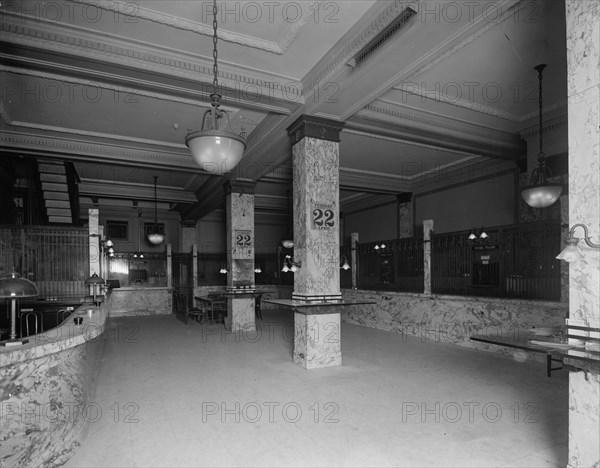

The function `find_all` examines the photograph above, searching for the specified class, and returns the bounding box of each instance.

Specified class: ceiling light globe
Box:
[147,232,165,245]
[186,130,246,175]
[521,184,562,208]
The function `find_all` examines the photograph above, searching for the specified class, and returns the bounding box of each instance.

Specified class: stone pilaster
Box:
[224,179,256,332]
[192,244,198,291]
[351,232,359,289]
[287,115,345,302]
[166,244,172,288]
[565,1,600,467]
[423,220,434,295]
[397,194,413,239]
[88,208,100,278]
[180,221,197,253]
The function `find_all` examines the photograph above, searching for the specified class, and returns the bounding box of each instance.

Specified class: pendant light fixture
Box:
[521,64,562,208]
[185,0,246,175]
[147,176,165,245]
[132,209,144,259]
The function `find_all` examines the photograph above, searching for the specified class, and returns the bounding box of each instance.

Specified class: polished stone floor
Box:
[64,309,568,467]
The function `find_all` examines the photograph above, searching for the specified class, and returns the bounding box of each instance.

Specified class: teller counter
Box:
[0,300,108,468]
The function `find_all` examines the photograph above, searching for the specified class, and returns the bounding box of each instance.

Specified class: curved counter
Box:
[0,301,108,468]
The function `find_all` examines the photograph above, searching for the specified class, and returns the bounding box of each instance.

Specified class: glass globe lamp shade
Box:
[281,239,294,249]
[556,238,581,263]
[147,232,165,245]
[186,130,246,175]
[521,184,563,208]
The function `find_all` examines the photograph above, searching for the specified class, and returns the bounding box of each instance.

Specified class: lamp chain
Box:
[538,65,544,163]
[212,0,219,95]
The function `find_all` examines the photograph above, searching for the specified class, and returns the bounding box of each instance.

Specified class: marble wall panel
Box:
[341,289,566,360]
[108,288,172,316]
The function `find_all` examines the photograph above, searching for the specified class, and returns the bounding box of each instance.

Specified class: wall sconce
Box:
[254,265,262,274]
[340,255,351,270]
[219,265,228,274]
[556,223,600,263]
[468,228,488,240]
[282,255,301,273]
[374,242,386,250]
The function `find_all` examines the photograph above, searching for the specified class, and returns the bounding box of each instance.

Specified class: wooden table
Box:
[194,295,226,324]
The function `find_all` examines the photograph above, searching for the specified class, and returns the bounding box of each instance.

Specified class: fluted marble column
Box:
[224,179,256,332]
[565,1,600,467]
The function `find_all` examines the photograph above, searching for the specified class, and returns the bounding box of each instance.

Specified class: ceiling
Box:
[0,0,568,221]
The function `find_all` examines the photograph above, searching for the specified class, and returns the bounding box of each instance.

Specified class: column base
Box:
[225,297,255,332]
[293,311,341,369]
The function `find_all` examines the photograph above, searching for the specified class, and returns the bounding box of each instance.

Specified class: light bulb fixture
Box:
[0,269,39,344]
[521,64,562,208]
[282,255,301,273]
[254,265,262,274]
[374,242,386,250]
[147,176,165,245]
[556,223,600,263]
[185,0,246,174]
[340,255,351,270]
[219,265,228,274]
[468,228,488,241]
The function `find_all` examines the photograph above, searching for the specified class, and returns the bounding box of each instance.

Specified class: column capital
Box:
[223,178,256,196]
[287,115,345,145]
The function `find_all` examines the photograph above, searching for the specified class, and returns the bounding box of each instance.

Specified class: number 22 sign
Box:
[312,205,336,230]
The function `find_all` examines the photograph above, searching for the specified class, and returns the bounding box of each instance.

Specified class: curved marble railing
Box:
[0,300,108,468]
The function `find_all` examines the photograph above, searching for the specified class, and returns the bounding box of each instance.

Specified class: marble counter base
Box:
[108,288,172,317]
[293,312,341,369]
[226,296,255,332]
[0,303,107,468]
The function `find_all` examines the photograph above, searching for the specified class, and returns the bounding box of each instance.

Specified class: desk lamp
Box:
[0,269,39,345]
[85,273,105,305]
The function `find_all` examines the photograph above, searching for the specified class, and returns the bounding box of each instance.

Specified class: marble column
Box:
[288,115,345,302]
[565,2,600,467]
[287,115,345,369]
[397,194,413,239]
[224,179,256,332]
[192,244,198,291]
[166,244,172,288]
[423,219,434,295]
[351,232,359,290]
[88,208,100,279]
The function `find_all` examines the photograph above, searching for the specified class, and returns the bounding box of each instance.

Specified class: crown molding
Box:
[79,179,198,204]
[517,114,569,139]
[0,129,203,172]
[0,16,304,105]
[339,167,411,194]
[391,83,521,122]
[65,0,318,54]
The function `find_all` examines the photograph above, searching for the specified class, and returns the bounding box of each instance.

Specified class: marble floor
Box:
[64,309,568,468]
